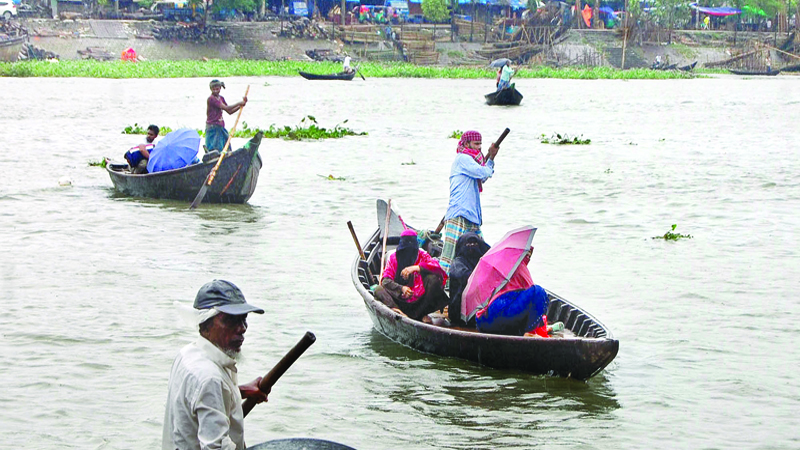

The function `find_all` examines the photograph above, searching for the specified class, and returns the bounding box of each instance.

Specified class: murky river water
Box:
[1,75,798,449]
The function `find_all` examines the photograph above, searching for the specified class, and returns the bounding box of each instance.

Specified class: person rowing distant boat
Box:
[342,54,354,74]
[206,79,247,153]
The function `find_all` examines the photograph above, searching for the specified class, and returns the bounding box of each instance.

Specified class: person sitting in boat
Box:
[472,248,551,337]
[652,55,663,70]
[373,229,450,322]
[342,55,354,74]
[124,124,159,174]
[447,232,490,326]
[496,62,514,91]
[206,79,247,153]
[439,130,500,275]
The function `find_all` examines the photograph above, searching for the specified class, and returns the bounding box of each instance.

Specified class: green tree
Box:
[422,0,450,23]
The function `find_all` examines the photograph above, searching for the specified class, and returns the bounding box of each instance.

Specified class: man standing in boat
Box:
[206,79,247,153]
[162,280,268,450]
[439,130,500,275]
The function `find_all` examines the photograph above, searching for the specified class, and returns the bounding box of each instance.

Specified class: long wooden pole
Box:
[379,199,392,283]
[242,332,316,418]
[766,44,800,60]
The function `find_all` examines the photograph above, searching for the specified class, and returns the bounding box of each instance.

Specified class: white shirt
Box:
[343,56,351,70]
[162,337,244,450]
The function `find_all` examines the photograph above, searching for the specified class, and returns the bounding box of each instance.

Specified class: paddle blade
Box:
[189,182,209,209]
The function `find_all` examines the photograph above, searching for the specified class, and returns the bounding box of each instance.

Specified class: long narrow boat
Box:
[678,61,697,72]
[299,70,355,81]
[485,83,523,106]
[351,205,619,380]
[106,132,263,203]
[728,68,781,76]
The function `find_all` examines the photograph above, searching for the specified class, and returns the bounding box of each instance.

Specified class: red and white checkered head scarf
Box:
[456,130,486,191]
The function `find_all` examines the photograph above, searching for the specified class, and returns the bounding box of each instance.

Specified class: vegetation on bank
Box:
[0,60,695,80]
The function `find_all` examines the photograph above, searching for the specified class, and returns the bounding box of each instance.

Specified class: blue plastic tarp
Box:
[147,128,201,173]
[689,2,740,16]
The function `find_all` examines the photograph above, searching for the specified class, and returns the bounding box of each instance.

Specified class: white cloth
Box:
[343,56,351,70]
[162,337,244,450]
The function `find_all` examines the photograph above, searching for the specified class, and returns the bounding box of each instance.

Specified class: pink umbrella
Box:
[460,226,537,322]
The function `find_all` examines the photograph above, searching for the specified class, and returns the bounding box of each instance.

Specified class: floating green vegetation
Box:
[539,133,591,145]
[231,116,366,140]
[652,224,693,241]
[604,168,613,174]
[122,123,175,135]
[318,174,346,181]
[401,160,416,165]
[0,60,695,80]
[448,130,463,139]
[88,159,107,168]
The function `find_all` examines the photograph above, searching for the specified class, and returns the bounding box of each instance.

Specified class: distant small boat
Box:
[781,63,800,73]
[678,61,697,72]
[485,83,523,106]
[299,70,356,81]
[0,35,26,62]
[728,68,781,76]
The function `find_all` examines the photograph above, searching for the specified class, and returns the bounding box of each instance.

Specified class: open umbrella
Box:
[147,128,201,173]
[489,58,512,68]
[460,225,536,322]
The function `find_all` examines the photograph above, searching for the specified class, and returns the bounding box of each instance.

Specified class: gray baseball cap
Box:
[194,280,264,315]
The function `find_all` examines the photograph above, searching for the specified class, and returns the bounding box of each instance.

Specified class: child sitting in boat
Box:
[373,229,450,322]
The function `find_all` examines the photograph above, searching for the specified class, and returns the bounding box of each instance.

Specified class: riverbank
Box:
[0,59,697,79]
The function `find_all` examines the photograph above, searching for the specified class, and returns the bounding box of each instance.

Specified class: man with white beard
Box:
[162,280,269,450]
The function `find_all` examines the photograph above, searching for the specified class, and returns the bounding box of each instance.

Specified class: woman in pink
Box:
[374,229,450,321]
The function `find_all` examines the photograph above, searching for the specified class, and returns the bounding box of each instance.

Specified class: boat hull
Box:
[485,86,523,106]
[299,70,355,81]
[106,132,263,203]
[352,227,619,380]
[0,35,25,62]
[728,68,781,76]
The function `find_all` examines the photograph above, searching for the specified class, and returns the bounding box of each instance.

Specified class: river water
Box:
[1,75,798,449]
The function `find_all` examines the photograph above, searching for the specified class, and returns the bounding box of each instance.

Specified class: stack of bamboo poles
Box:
[454,17,490,42]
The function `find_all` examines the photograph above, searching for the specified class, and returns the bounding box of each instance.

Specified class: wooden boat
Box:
[299,70,355,81]
[678,61,697,72]
[247,438,356,450]
[728,68,781,76]
[0,35,26,62]
[485,83,523,106]
[351,203,619,380]
[106,132,263,203]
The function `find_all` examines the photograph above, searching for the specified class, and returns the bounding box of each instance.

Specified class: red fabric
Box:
[206,95,227,127]
[475,263,534,319]
[531,315,549,337]
[457,130,486,191]
[382,250,447,303]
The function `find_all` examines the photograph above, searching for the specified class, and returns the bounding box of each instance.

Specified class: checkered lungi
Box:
[439,216,482,275]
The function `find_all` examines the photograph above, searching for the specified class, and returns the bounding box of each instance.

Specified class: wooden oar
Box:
[347,221,367,261]
[378,199,392,283]
[494,127,511,147]
[434,216,445,234]
[189,85,250,209]
[242,331,316,418]
[355,66,366,81]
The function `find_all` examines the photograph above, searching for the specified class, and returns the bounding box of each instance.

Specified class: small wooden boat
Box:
[0,35,26,62]
[485,83,523,106]
[728,68,781,76]
[351,202,619,380]
[678,61,697,72]
[781,63,800,73]
[106,132,263,203]
[247,438,356,449]
[298,70,356,81]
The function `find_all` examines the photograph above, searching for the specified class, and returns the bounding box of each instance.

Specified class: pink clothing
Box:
[382,250,447,303]
[207,94,227,127]
[476,263,533,319]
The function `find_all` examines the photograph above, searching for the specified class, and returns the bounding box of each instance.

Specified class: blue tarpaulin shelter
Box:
[147,128,201,173]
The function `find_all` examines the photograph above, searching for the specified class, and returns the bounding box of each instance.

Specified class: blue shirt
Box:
[445,154,495,225]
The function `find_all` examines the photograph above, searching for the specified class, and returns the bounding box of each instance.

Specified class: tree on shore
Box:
[422,0,450,43]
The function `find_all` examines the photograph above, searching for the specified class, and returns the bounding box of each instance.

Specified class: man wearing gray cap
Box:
[163,280,268,450]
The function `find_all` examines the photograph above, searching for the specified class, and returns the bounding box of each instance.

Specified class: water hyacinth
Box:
[539,133,591,145]
[1,60,695,80]
[120,117,365,140]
